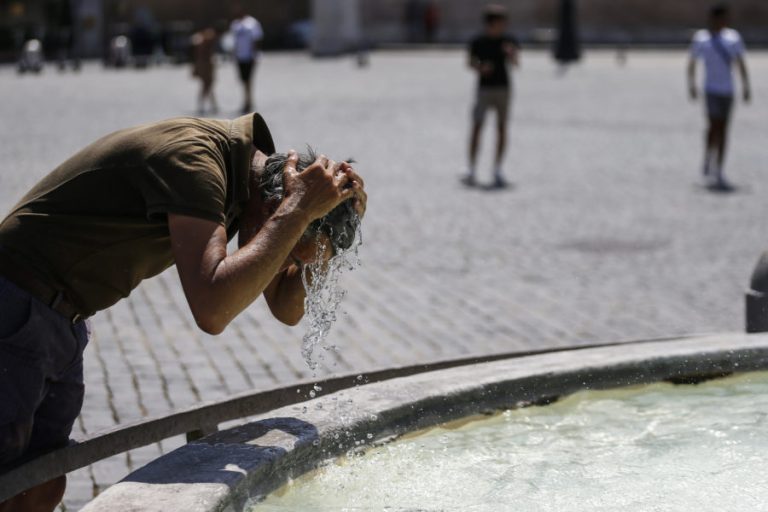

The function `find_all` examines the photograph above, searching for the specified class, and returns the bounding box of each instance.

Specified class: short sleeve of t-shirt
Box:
[690,31,705,58]
[252,19,264,41]
[142,141,227,224]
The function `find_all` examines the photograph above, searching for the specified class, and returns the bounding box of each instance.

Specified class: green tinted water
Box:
[252,372,768,511]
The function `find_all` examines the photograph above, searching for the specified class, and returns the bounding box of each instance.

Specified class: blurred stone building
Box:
[1,0,767,60]
[360,0,768,46]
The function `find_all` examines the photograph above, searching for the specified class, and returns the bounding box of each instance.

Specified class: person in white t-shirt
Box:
[230,4,264,113]
[687,4,751,190]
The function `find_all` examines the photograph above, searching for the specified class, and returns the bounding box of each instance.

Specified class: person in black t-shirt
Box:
[464,4,519,188]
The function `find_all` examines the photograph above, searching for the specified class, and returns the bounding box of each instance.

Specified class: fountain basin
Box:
[81,334,768,512]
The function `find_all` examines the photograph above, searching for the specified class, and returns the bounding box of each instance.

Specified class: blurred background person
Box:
[17,37,44,74]
[687,3,752,191]
[191,26,219,115]
[404,0,423,43]
[423,0,440,43]
[44,0,80,72]
[130,5,157,68]
[464,4,520,189]
[230,3,263,113]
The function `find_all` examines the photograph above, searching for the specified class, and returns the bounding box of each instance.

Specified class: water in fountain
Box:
[255,371,768,511]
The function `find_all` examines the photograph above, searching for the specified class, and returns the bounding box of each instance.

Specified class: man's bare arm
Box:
[687,57,698,100]
[737,56,751,103]
[170,153,356,335]
[262,265,306,326]
[170,207,308,335]
[504,43,519,67]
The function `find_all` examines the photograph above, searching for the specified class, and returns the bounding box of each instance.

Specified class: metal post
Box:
[746,252,768,333]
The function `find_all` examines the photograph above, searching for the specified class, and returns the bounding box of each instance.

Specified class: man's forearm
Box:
[687,59,696,88]
[171,202,310,334]
[210,204,309,324]
[264,266,306,325]
[738,59,751,93]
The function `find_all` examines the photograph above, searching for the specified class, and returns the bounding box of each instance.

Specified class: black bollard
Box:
[746,252,768,333]
[554,0,581,65]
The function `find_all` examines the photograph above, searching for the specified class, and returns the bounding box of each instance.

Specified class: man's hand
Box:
[282,152,357,222]
[503,43,519,67]
[339,162,367,218]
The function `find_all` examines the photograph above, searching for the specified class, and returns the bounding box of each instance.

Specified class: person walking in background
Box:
[687,3,751,191]
[191,27,218,115]
[423,1,440,43]
[231,4,263,114]
[464,5,519,189]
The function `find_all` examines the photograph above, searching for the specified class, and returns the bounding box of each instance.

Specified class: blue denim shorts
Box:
[706,93,733,121]
[0,276,89,471]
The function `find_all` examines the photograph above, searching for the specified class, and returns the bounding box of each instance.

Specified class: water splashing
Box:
[300,215,362,370]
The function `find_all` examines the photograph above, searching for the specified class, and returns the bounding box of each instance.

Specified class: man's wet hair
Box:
[483,4,508,25]
[260,149,359,253]
[710,3,729,19]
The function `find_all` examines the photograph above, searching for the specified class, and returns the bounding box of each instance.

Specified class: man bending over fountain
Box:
[0,113,366,511]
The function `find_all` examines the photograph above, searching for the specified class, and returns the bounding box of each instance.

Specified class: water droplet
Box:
[366,433,373,439]
[309,390,316,398]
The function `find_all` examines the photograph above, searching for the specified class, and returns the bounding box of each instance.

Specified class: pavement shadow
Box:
[694,183,751,196]
[478,182,515,192]
[459,179,515,192]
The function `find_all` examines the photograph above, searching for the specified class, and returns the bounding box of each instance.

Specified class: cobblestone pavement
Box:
[1,49,767,509]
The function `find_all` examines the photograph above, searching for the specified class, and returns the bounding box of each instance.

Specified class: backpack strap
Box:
[709,30,733,68]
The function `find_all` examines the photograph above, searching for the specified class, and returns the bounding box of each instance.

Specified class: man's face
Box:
[486,18,507,37]
[279,232,333,272]
[710,14,728,31]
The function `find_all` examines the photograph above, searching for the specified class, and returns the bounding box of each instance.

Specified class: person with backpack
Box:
[687,4,751,190]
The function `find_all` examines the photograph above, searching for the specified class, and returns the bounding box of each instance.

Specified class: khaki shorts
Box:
[473,87,511,124]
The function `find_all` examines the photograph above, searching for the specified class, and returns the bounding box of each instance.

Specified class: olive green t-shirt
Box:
[0,113,275,316]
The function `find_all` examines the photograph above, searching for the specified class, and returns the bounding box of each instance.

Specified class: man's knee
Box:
[0,421,33,468]
[0,475,66,512]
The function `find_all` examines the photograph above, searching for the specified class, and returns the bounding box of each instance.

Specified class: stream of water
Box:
[300,214,362,371]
